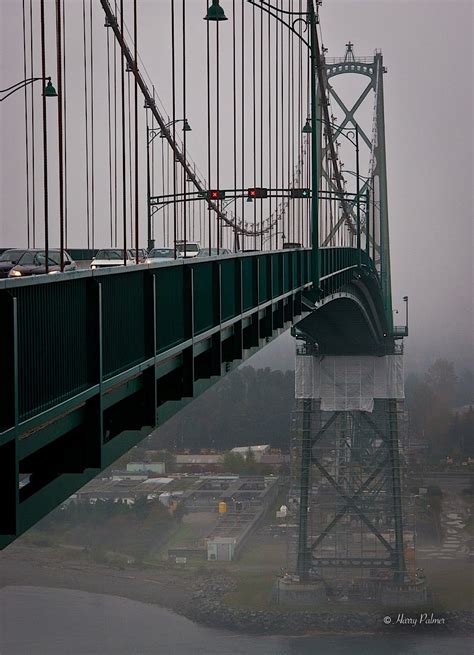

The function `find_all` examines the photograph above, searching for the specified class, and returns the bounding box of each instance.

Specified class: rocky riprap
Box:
[177,574,473,636]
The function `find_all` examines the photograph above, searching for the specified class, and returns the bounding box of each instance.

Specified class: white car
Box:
[175,241,200,258]
[145,247,182,264]
[90,249,137,269]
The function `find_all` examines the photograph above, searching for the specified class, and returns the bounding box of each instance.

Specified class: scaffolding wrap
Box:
[295,355,404,412]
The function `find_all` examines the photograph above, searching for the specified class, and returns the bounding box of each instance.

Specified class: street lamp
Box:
[156,118,192,137]
[2,74,57,272]
[0,76,57,102]
[204,0,228,21]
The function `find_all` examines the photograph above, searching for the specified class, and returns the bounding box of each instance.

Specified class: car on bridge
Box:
[90,248,142,269]
[8,249,77,277]
[145,247,182,263]
[196,247,232,257]
[175,240,201,258]
[0,248,27,278]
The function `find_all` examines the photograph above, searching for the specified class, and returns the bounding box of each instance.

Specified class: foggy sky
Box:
[1,0,473,373]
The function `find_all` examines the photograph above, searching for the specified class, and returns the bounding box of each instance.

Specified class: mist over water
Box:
[0,587,469,655]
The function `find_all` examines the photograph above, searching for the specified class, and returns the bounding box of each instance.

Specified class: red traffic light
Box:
[207,189,225,200]
[247,187,268,199]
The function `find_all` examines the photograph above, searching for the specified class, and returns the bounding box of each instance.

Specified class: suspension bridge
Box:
[0,0,415,601]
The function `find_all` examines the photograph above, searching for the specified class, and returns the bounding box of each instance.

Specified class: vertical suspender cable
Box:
[21,0,30,247]
[305,56,312,246]
[275,0,279,249]
[89,0,95,251]
[29,0,36,247]
[146,109,150,247]
[279,8,283,246]
[182,0,187,255]
[206,2,211,255]
[216,19,220,252]
[120,0,127,264]
[113,1,118,246]
[166,133,170,245]
[128,68,133,245]
[240,2,245,252]
[297,0,302,245]
[161,139,166,245]
[134,0,139,262]
[232,0,237,252]
[39,0,49,272]
[107,25,113,246]
[160,139,169,246]
[260,9,263,251]
[82,0,90,250]
[55,0,65,270]
[171,0,177,255]
[151,87,156,243]
[62,0,69,248]
[60,2,68,249]
[252,4,257,249]
[290,0,294,243]
[281,10,285,247]
[267,9,272,250]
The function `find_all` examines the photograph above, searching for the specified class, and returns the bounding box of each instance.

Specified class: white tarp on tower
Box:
[295,355,404,412]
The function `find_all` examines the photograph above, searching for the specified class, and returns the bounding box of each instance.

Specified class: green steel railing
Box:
[0,249,311,431]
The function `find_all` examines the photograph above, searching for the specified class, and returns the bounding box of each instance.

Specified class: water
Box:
[0,587,469,655]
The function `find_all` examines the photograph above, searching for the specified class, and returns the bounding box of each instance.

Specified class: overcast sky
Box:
[1,0,472,374]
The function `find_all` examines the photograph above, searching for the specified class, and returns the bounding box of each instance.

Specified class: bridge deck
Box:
[0,249,311,546]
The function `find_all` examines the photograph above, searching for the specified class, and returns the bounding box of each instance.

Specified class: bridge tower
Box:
[283,44,424,605]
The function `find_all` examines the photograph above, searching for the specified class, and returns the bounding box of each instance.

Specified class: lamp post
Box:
[1,75,57,272]
[145,117,191,251]
[403,296,408,333]
[0,76,57,102]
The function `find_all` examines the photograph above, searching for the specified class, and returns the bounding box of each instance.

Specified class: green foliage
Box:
[221,449,271,475]
[222,451,246,473]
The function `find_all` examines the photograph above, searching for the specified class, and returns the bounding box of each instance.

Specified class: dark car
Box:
[0,249,27,278]
[8,249,77,278]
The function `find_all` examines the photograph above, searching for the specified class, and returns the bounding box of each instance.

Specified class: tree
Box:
[221,451,246,474]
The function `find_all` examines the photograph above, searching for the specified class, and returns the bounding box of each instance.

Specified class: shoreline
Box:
[1,545,472,637]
